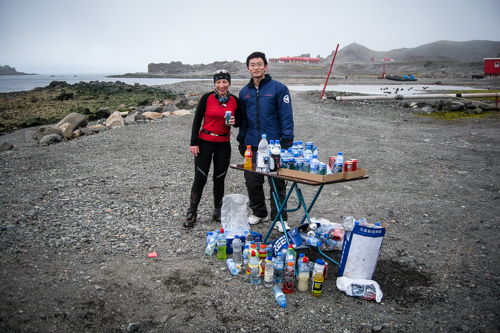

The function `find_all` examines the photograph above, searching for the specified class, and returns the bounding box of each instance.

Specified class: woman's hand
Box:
[229,116,235,126]
[190,146,200,157]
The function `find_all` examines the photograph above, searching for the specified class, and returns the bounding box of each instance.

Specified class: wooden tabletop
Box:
[230,164,368,186]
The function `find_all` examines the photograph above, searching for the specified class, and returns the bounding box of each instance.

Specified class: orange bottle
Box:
[244,145,253,169]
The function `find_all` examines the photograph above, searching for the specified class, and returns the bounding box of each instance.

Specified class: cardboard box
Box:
[344,168,367,180]
[278,168,345,182]
[212,230,262,254]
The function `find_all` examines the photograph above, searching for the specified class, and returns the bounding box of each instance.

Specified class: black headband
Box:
[214,71,231,84]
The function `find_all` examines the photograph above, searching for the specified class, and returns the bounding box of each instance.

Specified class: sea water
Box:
[0,74,211,93]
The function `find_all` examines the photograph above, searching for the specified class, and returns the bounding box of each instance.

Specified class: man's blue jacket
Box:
[237,74,294,148]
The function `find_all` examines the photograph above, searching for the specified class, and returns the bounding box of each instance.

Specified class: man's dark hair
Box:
[246,52,267,67]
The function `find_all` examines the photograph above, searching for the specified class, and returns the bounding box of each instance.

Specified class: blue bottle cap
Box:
[299,253,304,258]
[338,152,342,155]
[316,259,325,265]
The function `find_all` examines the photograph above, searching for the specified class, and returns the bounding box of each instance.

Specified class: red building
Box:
[484,58,500,78]
[269,57,321,64]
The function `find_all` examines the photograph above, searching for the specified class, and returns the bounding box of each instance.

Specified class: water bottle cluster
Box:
[340,214,382,231]
[205,229,333,308]
[251,135,360,176]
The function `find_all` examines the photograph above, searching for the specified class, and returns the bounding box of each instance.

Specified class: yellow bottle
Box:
[244,145,253,169]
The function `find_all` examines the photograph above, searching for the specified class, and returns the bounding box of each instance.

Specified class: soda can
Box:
[318,163,327,175]
[351,159,357,171]
[323,261,329,279]
[345,161,353,172]
[224,111,232,126]
[328,156,336,171]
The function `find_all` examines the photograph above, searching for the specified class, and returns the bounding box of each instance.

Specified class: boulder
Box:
[186,100,198,109]
[173,95,188,109]
[94,107,112,119]
[39,134,63,147]
[481,104,497,111]
[468,107,483,115]
[141,105,163,113]
[142,112,164,120]
[124,111,139,125]
[106,111,125,128]
[164,104,178,112]
[80,127,99,136]
[56,112,88,130]
[73,129,82,138]
[442,101,465,112]
[59,122,74,139]
[421,106,434,114]
[134,114,147,123]
[0,142,14,151]
[36,125,67,143]
[171,109,191,116]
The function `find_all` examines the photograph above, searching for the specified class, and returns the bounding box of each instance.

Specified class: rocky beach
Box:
[1,74,500,332]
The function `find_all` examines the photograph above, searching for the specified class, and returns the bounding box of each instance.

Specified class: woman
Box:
[184,70,242,228]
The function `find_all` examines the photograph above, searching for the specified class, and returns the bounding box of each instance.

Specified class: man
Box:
[237,51,294,232]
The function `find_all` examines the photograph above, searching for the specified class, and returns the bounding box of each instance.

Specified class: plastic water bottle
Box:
[268,140,275,156]
[297,257,309,292]
[216,228,227,260]
[249,251,261,285]
[300,233,322,247]
[313,146,318,158]
[303,143,313,161]
[232,236,243,266]
[273,253,284,283]
[297,253,305,270]
[311,259,325,297]
[264,257,274,288]
[256,134,269,173]
[297,141,304,157]
[275,140,281,151]
[242,245,249,271]
[333,152,344,173]
[205,231,219,256]
[358,218,369,226]
[226,259,239,276]
[272,284,287,308]
[341,214,356,231]
[291,141,299,157]
[282,262,295,293]
[310,154,319,174]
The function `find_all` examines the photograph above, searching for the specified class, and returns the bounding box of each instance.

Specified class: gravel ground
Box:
[1,78,500,333]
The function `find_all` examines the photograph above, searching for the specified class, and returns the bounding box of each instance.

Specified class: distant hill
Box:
[0,65,35,75]
[330,40,500,62]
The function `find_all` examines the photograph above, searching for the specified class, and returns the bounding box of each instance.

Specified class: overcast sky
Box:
[1,0,499,74]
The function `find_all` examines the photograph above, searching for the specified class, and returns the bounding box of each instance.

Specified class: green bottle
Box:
[216,228,227,260]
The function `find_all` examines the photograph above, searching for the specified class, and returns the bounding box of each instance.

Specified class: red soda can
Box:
[323,261,329,279]
[345,161,353,172]
[328,156,336,171]
[351,159,357,171]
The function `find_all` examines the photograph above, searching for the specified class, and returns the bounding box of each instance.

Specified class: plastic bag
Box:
[336,276,383,303]
[221,194,250,237]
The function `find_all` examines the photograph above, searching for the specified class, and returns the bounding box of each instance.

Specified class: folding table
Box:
[230,164,368,255]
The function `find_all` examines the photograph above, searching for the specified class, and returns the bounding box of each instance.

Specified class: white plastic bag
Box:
[336,276,383,303]
[221,194,250,237]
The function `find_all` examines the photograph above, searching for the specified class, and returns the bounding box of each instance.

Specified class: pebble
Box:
[127,323,140,332]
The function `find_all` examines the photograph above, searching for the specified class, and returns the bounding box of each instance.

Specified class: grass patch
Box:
[420,111,499,120]
[0,81,177,131]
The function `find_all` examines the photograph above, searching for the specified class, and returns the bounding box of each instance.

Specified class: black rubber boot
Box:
[183,208,197,228]
[212,207,221,223]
